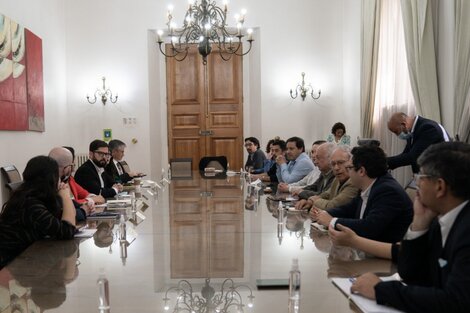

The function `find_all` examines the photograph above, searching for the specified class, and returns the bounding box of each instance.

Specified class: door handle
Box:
[199,130,213,136]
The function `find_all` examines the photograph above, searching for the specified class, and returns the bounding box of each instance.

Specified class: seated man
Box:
[48,147,100,222]
[293,142,335,199]
[277,140,324,193]
[75,140,123,198]
[244,137,266,173]
[276,136,315,184]
[351,142,470,313]
[298,145,358,210]
[312,145,413,243]
[105,139,143,183]
[251,139,286,184]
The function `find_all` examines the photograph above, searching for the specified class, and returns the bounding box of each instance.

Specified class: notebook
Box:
[331,274,404,313]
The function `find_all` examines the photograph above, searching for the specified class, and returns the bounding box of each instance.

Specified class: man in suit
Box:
[312,145,413,243]
[351,142,470,313]
[387,112,449,173]
[75,140,123,198]
[297,145,358,211]
[105,139,143,183]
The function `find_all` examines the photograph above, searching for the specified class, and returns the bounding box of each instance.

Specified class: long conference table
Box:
[0,173,396,313]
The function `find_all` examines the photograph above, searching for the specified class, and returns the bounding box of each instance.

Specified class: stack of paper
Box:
[331,274,404,313]
[107,199,131,209]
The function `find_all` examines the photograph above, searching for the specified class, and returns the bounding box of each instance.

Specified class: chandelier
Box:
[163,278,255,312]
[86,77,118,105]
[157,0,254,65]
[290,72,321,101]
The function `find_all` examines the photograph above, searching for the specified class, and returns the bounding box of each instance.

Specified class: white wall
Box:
[0,0,67,204]
[0,0,363,204]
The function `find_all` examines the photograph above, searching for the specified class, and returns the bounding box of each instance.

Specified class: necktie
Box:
[118,162,125,175]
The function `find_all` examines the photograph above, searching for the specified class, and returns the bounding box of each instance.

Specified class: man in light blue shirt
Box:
[276,136,315,184]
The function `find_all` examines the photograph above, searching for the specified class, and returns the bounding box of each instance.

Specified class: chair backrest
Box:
[404,178,417,201]
[198,156,228,171]
[120,161,131,173]
[357,138,381,147]
[1,165,22,184]
[170,158,193,178]
[1,165,23,195]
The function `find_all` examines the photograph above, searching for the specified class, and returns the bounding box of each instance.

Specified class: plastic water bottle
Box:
[97,269,110,310]
[288,259,300,313]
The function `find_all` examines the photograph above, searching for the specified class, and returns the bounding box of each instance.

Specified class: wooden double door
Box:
[166,45,244,170]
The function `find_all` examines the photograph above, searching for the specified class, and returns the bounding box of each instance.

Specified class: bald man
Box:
[386,112,449,173]
[49,147,104,220]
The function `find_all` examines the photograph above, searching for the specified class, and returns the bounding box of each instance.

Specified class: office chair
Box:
[357,138,381,146]
[198,156,228,172]
[170,158,193,178]
[119,160,131,173]
[1,164,23,192]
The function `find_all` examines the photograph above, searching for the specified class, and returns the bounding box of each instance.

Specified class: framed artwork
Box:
[0,13,44,132]
[103,129,112,142]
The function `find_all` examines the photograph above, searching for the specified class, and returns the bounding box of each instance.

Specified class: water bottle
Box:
[97,269,110,310]
[288,259,301,313]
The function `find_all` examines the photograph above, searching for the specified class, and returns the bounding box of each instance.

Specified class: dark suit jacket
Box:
[375,201,470,313]
[328,173,413,243]
[74,160,117,198]
[387,116,448,173]
[105,158,132,183]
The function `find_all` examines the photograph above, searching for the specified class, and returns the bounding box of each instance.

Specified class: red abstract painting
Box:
[0,14,44,132]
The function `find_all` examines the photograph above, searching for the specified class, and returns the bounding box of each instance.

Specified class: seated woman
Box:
[0,156,76,269]
[327,122,351,146]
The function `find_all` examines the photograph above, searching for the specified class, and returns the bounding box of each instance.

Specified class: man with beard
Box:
[75,140,123,198]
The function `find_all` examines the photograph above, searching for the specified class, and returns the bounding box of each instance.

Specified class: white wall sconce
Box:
[290,72,321,101]
[86,77,118,105]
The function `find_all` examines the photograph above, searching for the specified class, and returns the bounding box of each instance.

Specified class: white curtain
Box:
[454,0,470,142]
[400,0,441,122]
[372,0,415,186]
[360,0,382,138]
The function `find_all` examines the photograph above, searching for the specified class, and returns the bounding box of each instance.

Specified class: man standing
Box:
[276,136,314,184]
[75,140,123,198]
[312,145,413,243]
[351,142,470,313]
[105,139,143,183]
[387,112,449,173]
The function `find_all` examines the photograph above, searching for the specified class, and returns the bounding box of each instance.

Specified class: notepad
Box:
[331,274,404,313]
[74,228,97,238]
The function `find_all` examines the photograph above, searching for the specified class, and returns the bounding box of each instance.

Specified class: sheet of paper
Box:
[74,228,97,238]
[331,275,404,313]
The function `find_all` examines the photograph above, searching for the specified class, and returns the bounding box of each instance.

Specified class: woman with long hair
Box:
[0,156,76,269]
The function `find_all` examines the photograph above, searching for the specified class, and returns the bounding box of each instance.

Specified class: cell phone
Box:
[256,279,289,290]
[88,212,120,220]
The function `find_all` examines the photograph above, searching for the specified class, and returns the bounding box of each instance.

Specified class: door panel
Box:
[167,44,243,170]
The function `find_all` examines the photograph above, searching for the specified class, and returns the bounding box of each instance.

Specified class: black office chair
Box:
[1,164,23,193]
[198,156,228,171]
[170,158,193,178]
[357,138,381,146]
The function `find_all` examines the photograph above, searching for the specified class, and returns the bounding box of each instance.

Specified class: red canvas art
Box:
[0,14,44,132]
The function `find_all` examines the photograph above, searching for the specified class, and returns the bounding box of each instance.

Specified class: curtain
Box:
[372,0,416,187]
[454,0,470,142]
[400,0,441,122]
[360,0,382,138]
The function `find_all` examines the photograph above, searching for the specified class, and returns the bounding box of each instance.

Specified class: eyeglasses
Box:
[244,143,254,147]
[414,173,436,184]
[345,165,355,171]
[94,151,111,157]
[330,160,349,167]
[63,164,75,171]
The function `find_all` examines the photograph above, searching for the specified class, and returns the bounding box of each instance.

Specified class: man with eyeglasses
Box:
[311,145,413,243]
[49,147,104,221]
[296,145,358,211]
[351,142,470,313]
[75,140,123,198]
[105,139,144,183]
[244,137,266,173]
